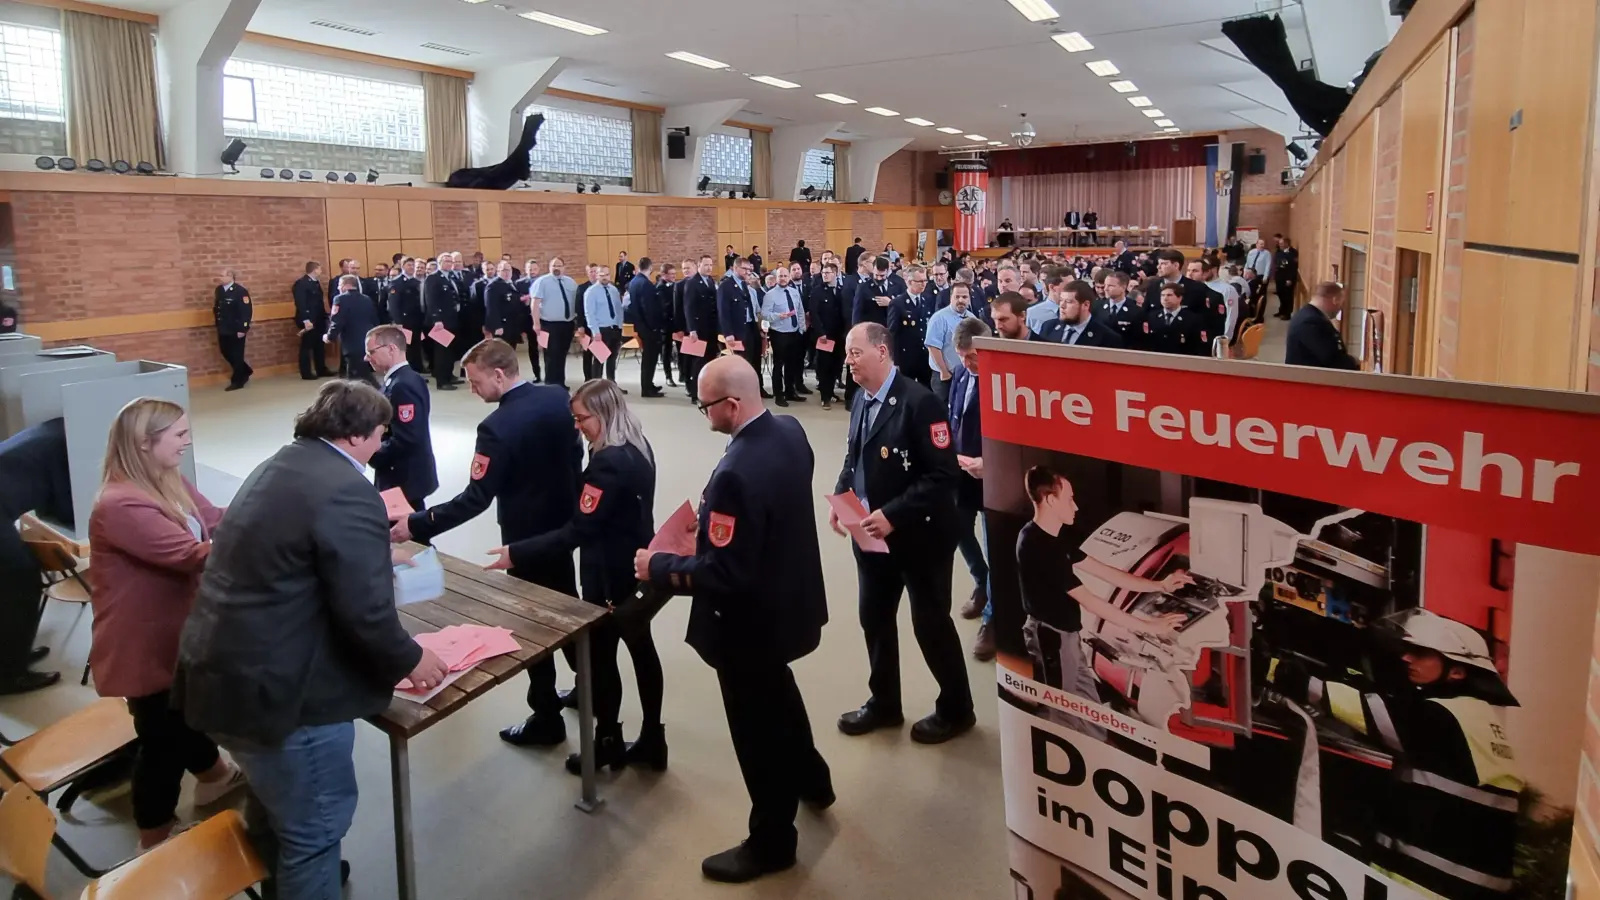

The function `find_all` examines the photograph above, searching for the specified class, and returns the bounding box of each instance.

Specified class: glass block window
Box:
[0,23,63,122]
[222,58,424,152]
[524,105,632,184]
[222,75,256,122]
[701,132,751,189]
[803,147,835,198]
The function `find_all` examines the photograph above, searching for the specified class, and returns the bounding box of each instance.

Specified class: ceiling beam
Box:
[237,32,473,79]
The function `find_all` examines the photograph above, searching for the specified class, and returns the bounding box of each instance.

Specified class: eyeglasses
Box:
[696,396,734,416]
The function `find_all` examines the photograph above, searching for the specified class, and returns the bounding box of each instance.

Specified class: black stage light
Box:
[589,182,600,193]
[696,175,711,192]
[1286,141,1309,163]
[743,190,753,199]
[35,156,54,170]
[220,138,247,171]
[57,157,77,171]
[366,168,379,184]
[297,170,313,181]
[86,159,107,172]
[279,169,294,180]
[325,171,338,182]
[111,160,131,174]
[260,167,274,179]
[576,182,586,194]
[344,172,357,183]
[135,161,155,175]
[801,185,816,198]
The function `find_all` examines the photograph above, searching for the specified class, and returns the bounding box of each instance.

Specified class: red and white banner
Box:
[952,159,989,253]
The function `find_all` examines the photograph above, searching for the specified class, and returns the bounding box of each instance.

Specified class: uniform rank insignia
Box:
[708,512,736,547]
[880,446,889,459]
[580,483,603,514]
[470,453,490,480]
[397,403,416,423]
[930,422,951,449]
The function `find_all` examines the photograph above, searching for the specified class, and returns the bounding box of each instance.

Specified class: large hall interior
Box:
[5,0,1600,899]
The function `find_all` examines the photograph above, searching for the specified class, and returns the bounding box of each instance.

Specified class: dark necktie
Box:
[606,287,617,319]
[1165,313,1175,325]
[557,279,570,319]
[1063,326,1077,345]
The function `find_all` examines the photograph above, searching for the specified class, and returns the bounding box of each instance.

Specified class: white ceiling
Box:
[120,0,1327,149]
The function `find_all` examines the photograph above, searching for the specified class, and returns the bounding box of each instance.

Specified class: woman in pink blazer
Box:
[88,398,244,850]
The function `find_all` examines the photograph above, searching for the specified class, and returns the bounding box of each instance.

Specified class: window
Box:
[222,58,424,152]
[0,23,63,122]
[524,105,632,184]
[803,147,835,198]
[700,132,751,189]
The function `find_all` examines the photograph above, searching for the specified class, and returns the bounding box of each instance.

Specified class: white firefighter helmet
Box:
[1387,609,1498,673]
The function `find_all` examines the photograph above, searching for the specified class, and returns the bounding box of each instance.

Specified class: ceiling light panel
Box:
[816,93,856,104]
[864,107,899,117]
[964,134,987,141]
[665,51,728,69]
[1142,108,1165,118]
[1051,31,1093,52]
[517,11,607,34]
[988,141,1004,146]
[1163,127,1181,133]
[1154,119,1174,127]
[937,126,963,134]
[1128,96,1152,107]
[1085,59,1120,76]
[1005,0,1059,22]
[750,75,800,89]
[904,117,935,127]
[1108,80,1137,93]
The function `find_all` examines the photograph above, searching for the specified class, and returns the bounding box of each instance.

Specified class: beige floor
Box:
[2,356,1009,900]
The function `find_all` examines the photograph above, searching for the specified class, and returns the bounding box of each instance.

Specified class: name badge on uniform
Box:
[708,512,736,547]
[580,483,603,514]
[470,453,491,481]
[397,403,416,423]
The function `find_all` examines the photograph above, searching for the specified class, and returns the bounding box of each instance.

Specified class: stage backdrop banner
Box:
[952,159,989,253]
[979,339,1598,900]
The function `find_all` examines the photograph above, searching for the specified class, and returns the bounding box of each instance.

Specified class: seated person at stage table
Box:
[996,218,1015,248]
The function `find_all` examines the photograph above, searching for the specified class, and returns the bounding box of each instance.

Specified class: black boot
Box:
[565,724,626,774]
[559,687,579,710]
[623,724,668,771]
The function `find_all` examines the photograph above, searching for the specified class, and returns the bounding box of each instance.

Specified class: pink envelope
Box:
[726,338,745,353]
[399,326,413,343]
[428,323,454,346]
[826,491,888,553]
[590,340,613,364]
[648,500,697,556]
[816,337,835,352]
[578,333,591,350]
[379,487,413,520]
[680,336,708,357]
[537,330,551,348]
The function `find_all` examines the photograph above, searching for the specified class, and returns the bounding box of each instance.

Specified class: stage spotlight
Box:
[220,138,246,173]
[344,172,357,183]
[57,157,77,171]
[576,182,587,194]
[279,169,294,180]
[34,156,55,170]
[111,160,131,174]
[801,185,816,199]
[260,168,274,179]
[589,182,600,193]
[366,168,379,184]
[135,161,154,175]
[325,171,338,182]
[696,175,711,193]
[1286,141,1309,163]
[86,159,106,173]
[297,170,312,181]
[742,190,753,199]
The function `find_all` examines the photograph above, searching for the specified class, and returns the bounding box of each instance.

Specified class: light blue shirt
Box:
[1026,299,1060,334]
[533,273,579,321]
[320,439,364,471]
[585,282,623,329]
[860,365,897,430]
[925,305,969,375]
[762,284,806,333]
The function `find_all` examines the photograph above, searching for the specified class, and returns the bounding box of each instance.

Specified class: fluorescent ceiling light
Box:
[1142,108,1165,118]
[460,0,491,3]
[750,75,800,89]
[1127,96,1152,107]
[1154,119,1174,128]
[936,126,963,134]
[988,141,1004,146]
[1005,0,1059,22]
[964,134,987,141]
[665,51,728,69]
[904,117,935,127]
[517,10,607,34]
[1108,80,1137,93]
[1163,127,1180,133]
[1085,59,1120,76]
[816,92,856,105]
[1051,31,1093,52]
[864,106,899,117]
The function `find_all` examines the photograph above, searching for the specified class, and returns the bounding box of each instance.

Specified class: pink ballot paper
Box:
[589,339,613,364]
[537,330,551,348]
[379,487,412,520]
[578,333,591,350]
[395,624,521,700]
[725,338,745,353]
[648,500,697,556]
[816,336,835,352]
[428,322,454,346]
[826,491,888,553]
[680,335,708,357]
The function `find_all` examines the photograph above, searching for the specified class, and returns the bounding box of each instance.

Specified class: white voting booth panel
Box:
[0,347,115,437]
[0,333,42,356]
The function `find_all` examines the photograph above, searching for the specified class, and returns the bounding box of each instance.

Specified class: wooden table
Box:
[369,550,608,900]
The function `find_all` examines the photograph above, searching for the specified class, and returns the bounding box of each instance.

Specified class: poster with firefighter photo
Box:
[975,340,1600,900]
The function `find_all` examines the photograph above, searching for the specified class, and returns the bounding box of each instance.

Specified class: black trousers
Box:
[511,555,579,717]
[815,344,843,398]
[1275,275,1298,316]
[659,331,676,383]
[519,320,542,379]
[639,328,663,391]
[717,661,829,859]
[218,333,252,386]
[583,326,621,382]
[682,336,721,399]
[430,339,456,388]
[406,325,429,374]
[342,355,377,388]
[737,328,765,391]
[562,614,665,728]
[770,330,805,399]
[0,528,42,679]
[298,329,331,378]
[128,689,221,830]
[854,535,973,719]
[542,320,576,387]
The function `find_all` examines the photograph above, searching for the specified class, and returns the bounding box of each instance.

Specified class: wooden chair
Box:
[1237,322,1266,359]
[0,782,55,899]
[79,809,267,900]
[26,538,94,685]
[620,323,640,357]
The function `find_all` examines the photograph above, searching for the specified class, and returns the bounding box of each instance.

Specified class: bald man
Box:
[635,355,831,883]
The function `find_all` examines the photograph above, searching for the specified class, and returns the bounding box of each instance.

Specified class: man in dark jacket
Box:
[614,251,635,287]
[788,240,812,271]
[811,262,849,408]
[387,258,427,375]
[326,275,381,385]
[0,417,72,694]
[423,257,462,390]
[1286,281,1360,369]
[628,259,666,397]
[294,261,333,380]
[365,325,437,512]
[638,355,831,884]
[844,237,865,276]
[214,269,253,391]
[175,381,446,899]
[719,259,766,396]
[682,255,721,400]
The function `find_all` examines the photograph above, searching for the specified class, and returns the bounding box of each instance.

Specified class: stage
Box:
[968,245,1204,260]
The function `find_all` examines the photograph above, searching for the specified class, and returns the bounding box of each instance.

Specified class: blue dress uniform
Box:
[213,281,253,389]
[887,289,937,386]
[946,365,989,608]
[369,362,438,512]
[834,368,974,731]
[645,411,831,874]
[484,277,520,344]
[1142,305,1209,355]
[293,274,333,379]
[1093,295,1146,349]
[454,275,488,362]
[508,275,541,380]
[387,274,428,374]
[406,380,584,739]
[1285,303,1360,369]
[682,272,721,399]
[810,281,848,402]
[627,272,666,394]
[1036,315,1124,348]
[851,274,901,327]
[718,274,764,388]
[423,271,462,388]
[326,288,381,383]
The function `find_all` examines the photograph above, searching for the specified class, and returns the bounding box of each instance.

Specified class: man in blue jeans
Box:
[175,381,447,899]
[947,316,995,660]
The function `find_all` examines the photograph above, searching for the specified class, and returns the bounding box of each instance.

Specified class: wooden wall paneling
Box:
[743,231,768,257]
[327,240,368,271]
[884,210,916,231]
[1398,40,1449,235]
[398,200,433,239]
[1507,0,1596,255]
[400,238,433,259]
[1343,116,1378,233]
[631,236,649,261]
[586,236,609,266]
[1499,256,1579,388]
[605,205,629,237]
[325,199,366,241]
[478,201,502,238]
[480,236,502,261]
[1455,249,1506,382]
[826,209,852,231]
[1464,0,1521,247]
[717,207,738,233]
[826,229,852,255]
[625,205,647,236]
[586,204,609,236]
[364,199,400,240]
[606,235,629,262]
[366,239,402,269]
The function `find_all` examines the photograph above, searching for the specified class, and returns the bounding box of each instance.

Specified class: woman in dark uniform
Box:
[487,378,666,773]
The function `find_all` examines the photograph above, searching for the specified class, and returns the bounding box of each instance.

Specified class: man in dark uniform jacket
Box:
[1274,235,1301,319]
[326,275,382,384]
[1143,283,1209,355]
[388,258,428,375]
[511,264,541,381]
[214,269,253,391]
[365,325,437,512]
[628,259,666,397]
[485,261,520,345]
[853,257,899,328]
[614,251,635,287]
[833,322,975,746]
[391,340,582,745]
[294,261,333,379]
[718,259,766,396]
[0,418,72,694]
[423,257,462,390]
[1037,280,1123,348]
[788,239,812,271]
[1184,258,1228,340]
[1143,249,1217,334]
[1286,281,1360,369]
[843,238,865,277]
[1107,240,1139,276]
[887,266,937,386]
[681,255,721,400]
[811,262,849,408]
[638,355,831,884]
[455,264,489,365]
[1093,270,1145,348]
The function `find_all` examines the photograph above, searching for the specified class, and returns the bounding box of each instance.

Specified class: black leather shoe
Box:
[796,386,813,396]
[837,705,904,736]
[565,726,626,774]
[775,397,789,407]
[623,724,668,771]
[341,860,351,886]
[701,842,795,883]
[300,375,318,381]
[499,714,567,747]
[437,383,459,391]
[910,711,977,745]
[0,670,60,696]
[760,390,774,400]
[787,395,806,403]
[224,383,244,392]
[641,389,665,398]
[28,646,48,664]
[559,688,579,710]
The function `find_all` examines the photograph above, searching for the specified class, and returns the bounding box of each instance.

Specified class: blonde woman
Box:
[88,398,243,849]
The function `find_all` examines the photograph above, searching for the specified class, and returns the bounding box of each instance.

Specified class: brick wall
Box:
[851,210,884,251]
[646,206,715,268]
[874,149,915,205]
[1238,202,1291,244]
[1438,12,1474,381]
[500,203,586,270]
[1225,128,1294,198]
[432,201,478,255]
[1369,93,1403,328]
[767,208,825,263]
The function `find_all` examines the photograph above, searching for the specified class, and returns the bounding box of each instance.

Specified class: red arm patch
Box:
[579,483,603,514]
[470,453,490,480]
[396,403,415,423]
[930,421,951,449]
[708,512,736,547]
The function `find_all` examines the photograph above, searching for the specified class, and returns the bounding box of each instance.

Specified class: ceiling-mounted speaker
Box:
[1246,151,1268,175]
[666,131,687,160]
[934,171,949,190]
[1124,142,1137,158]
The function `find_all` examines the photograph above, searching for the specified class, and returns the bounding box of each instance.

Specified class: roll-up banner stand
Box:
[979,339,1597,900]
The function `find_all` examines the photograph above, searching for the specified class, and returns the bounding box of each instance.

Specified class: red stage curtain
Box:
[988,136,1212,177]
[987,166,1201,234]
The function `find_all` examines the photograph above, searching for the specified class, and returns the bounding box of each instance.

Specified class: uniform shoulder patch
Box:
[708,511,736,548]
[241,295,250,304]
[397,403,416,423]
[930,421,951,449]
[580,483,604,514]
[470,453,491,481]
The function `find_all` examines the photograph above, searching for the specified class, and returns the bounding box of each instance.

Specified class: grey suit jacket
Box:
[174,438,421,745]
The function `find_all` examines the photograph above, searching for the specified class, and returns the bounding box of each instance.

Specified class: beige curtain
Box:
[423,73,469,184]
[750,130,772,198]
[831,142,849,201]
[985,166,1201,233]
[631,109,663,194]
[62,11,164,169]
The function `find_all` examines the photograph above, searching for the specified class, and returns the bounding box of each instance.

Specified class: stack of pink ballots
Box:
[395,625,520,699]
